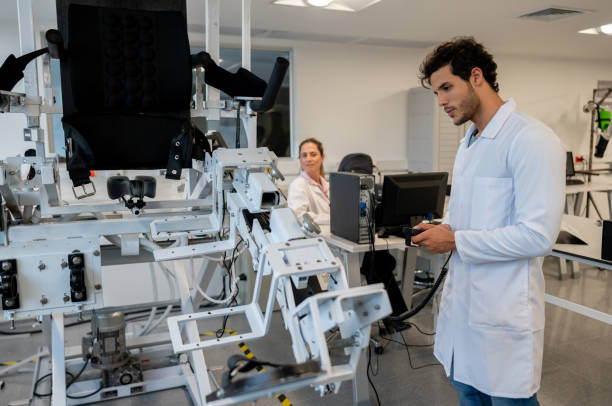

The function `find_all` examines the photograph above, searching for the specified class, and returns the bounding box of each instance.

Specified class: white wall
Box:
[241,37,612,179]
[496,55,612,157]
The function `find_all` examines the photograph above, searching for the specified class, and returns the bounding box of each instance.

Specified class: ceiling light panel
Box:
[272,0,381,12]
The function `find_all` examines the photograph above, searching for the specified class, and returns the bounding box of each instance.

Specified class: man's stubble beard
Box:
[454,84,480,126]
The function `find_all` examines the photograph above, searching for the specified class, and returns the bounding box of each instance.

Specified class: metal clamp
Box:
[72,182,96,200]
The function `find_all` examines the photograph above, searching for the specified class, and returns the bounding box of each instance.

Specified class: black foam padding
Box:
[204,63,267,98]
[56,2,193,179]
[45,29,63,59]
[135,176,156,198]
[107,176,130,199]
[250,57,289,113]
[63,113,189,170]
[0,48,49,92]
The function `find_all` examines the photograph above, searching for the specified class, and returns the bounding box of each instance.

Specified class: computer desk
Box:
[548,215,612,325]
[320,226,414,303]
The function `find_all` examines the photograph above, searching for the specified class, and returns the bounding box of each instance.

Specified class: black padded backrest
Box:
[338,153,374,175]
[55,0,194,180]
[56,0,191,116]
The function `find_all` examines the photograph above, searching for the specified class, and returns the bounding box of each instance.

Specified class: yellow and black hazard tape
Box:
[1,359,37,366]
[201,329,292,406]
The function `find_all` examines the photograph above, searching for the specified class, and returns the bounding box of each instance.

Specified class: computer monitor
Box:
[379,172,448,227]
[566,151,575,177]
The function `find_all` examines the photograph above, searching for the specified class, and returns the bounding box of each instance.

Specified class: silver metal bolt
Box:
[40,296,48,305]
[174,154,179,160]
[38,262,46,270]
[36,170,41,175]
[4,298,15,307]
[175,141,181,147]
[72,256,82,266]
[63,294,70,302]
[1,261,12,271]
[93,250,100,257]
[9,319,15,330]
[74,292,84,300]
[216,388,225,398]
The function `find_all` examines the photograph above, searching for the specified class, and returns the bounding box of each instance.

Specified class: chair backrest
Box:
[56,0,191,116]
[337,153,374,175]
[54,0,194,184]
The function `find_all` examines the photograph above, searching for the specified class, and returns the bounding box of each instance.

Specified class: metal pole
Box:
[586,88,596,217]
[16,0,45,158]
[205,0,220,121]
[242,0,258,149]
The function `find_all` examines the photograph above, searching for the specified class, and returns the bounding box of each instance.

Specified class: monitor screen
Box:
[379,172,448,227]
[566,151,575,177]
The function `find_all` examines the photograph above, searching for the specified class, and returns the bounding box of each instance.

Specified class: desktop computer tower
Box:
[330,172,375,244]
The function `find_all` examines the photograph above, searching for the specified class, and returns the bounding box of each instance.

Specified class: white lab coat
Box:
[434,99,565,398]
[287,172,330,225]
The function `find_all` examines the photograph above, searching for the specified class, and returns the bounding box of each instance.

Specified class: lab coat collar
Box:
[301,171,329,199]
[465,98,516,140]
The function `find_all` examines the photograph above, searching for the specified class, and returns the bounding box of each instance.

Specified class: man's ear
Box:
[470,67,484,87]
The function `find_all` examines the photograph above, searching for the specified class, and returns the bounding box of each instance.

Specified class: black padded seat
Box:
[56,1,194,185]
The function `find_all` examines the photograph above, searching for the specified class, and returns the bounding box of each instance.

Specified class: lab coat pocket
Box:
[468,261,529,331]
[469,177,513,230]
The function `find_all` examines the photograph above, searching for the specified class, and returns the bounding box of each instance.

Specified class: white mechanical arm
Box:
[165,148,392,405]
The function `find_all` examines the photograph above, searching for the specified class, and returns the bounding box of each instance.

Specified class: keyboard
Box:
[566,178,584,185]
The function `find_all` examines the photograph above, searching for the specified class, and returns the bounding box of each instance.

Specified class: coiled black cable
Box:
[387,251,452,322]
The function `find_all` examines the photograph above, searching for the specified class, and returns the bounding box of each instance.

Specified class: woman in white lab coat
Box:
[287,138,330,225]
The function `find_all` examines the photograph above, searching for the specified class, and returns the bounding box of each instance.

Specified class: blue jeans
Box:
[449,361,540,406]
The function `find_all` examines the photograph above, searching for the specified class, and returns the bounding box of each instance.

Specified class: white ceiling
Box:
[4,0,612,60]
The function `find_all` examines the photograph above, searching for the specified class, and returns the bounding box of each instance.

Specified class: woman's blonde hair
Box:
[299,138,325,176]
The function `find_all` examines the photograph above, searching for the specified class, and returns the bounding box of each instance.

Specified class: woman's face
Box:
[299,142,324,178]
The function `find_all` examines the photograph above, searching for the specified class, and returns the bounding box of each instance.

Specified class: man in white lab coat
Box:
[412,37,565,405]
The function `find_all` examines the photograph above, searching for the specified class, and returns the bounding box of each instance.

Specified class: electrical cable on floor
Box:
[398,330,441,370]
[407,321,436,336]
[367,343,382,406]
[33,356,103,399]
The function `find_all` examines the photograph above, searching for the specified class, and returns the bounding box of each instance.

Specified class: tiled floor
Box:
[1,256,611,405]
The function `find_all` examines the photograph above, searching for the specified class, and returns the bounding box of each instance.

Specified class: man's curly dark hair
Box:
[419,37,499,93]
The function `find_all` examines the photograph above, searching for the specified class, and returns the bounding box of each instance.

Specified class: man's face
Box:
[430,64,479,126]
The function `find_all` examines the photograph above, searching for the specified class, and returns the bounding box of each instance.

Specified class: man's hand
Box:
[412,223,455,254]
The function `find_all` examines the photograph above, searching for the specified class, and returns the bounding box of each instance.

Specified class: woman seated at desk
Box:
[288,138,330,225]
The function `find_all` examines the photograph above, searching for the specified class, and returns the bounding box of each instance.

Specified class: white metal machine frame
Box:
[0,1,392,405]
